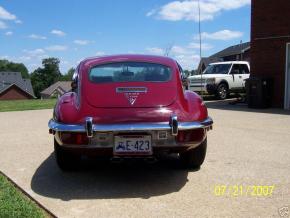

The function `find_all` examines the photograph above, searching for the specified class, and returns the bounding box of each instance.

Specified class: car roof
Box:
[209,61,249,65]
[79,54,177,69]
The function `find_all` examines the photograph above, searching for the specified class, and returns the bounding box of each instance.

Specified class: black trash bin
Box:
[245,77,274,109]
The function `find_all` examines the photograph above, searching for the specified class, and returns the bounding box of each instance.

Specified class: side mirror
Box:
[71,80,77,92]
[71,71,78,92]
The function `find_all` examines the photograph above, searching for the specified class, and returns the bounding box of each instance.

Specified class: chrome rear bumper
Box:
[48,117,213,136]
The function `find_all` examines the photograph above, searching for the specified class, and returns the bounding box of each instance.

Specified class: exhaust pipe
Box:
[144,157,157,164]
[110,157,123,163]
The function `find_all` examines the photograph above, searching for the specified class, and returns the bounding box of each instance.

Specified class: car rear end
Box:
[49,55,213,169]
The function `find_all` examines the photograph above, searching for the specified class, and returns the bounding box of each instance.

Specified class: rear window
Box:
[89,62,172,83]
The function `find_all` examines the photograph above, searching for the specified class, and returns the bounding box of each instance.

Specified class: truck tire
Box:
[54,139,80,171]
[179,138,207,169]
[216,83,229,100]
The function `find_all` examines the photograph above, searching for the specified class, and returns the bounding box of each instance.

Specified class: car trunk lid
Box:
[84,82,177,108]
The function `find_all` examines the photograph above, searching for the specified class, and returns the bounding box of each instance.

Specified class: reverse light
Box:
[60,132,89,145]
[176,129,206,144]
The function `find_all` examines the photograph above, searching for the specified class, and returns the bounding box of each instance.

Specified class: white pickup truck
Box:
[188,61,250,100]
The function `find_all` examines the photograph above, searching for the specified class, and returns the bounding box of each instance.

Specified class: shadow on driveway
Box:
[31,154,191,200]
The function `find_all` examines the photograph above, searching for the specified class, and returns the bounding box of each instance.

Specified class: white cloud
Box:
[18,49,48,71]
[145,47,165,56]
[170,46,201,69]
[28,34,47,40]
[145,44,202,70]
[187,42,213,50]
[73,40,91,45]
[45,45,68,51]
[0,20,7,29]
[15,19,22,24]
[171,45,189,55]
[195,30,243,40]
[95,51,105,56]
[145,39,213,70]
[6,53,72,73]
[147,0,250,21]
[18,56,32,61]
[5,31,13,36]
[175,54,200,70]
[51,29,66,36]
[146,9,157,17]
[0,55,9,59]
[0,6,17,20]
[23,48,46,56]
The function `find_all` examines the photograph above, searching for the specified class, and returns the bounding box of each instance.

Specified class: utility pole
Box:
[198,0,203,95]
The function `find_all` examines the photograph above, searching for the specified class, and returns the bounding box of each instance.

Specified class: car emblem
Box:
[116,87,147,106]
[125,92,139,105]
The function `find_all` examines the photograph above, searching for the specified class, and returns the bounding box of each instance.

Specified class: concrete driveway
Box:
[0,104,290,218]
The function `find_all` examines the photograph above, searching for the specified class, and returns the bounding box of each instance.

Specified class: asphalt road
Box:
[0,103,290,218]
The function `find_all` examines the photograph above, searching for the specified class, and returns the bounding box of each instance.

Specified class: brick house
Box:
[40,81,72,99]
[251,0,290,109]
[0,72,35,100]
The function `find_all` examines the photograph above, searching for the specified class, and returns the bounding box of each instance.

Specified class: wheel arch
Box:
[217,79,229,89]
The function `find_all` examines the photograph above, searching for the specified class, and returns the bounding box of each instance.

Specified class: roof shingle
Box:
[210,42,250,59]
[40,81,72,96]
[0,72,35,97]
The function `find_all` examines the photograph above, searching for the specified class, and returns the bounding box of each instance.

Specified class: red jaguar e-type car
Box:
[48,54,213,170]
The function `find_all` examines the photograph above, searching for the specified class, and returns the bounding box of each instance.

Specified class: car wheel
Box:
[179,138,207,169]
[54,139,80,171]
[216,83,229,100]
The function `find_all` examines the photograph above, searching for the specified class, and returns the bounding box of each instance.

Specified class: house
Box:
[251,0,290,109]
[0,72,35,100]
[197,42,250,74]
[40,81,72,99]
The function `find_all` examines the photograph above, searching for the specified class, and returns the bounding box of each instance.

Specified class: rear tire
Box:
[179,138,207,169]
[54,139,80,171]
[216,83,229,100]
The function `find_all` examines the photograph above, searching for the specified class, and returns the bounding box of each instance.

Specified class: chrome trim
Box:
[170,115,178,136]
[48,117,213,133]
[116,87,148,93]
[85,117,93,138]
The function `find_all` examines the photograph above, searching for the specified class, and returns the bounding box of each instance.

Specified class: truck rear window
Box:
[89,62,172,83]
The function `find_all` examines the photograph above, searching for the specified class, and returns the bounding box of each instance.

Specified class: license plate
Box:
[114,135,152,155]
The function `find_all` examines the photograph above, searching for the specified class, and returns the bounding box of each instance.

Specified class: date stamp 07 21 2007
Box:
[213,185,275,197]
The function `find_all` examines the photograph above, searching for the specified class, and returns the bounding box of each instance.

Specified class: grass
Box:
[0,99,56,112]
[0,172,50,218]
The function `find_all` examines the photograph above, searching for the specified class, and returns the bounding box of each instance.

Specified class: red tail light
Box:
[176,129,205,144]
[60,132,89,145]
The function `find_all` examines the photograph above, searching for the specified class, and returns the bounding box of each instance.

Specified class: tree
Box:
[41,58,62,85]
[30,57,62,98]
[0,59,29,78]
[30,68,46,99]
[60,67,75,81]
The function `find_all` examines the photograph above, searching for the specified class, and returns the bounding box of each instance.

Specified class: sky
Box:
[0,0,251,73]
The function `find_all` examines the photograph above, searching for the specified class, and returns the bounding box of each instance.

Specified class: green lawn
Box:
[0,173,50,218]
[0,99,56,112]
